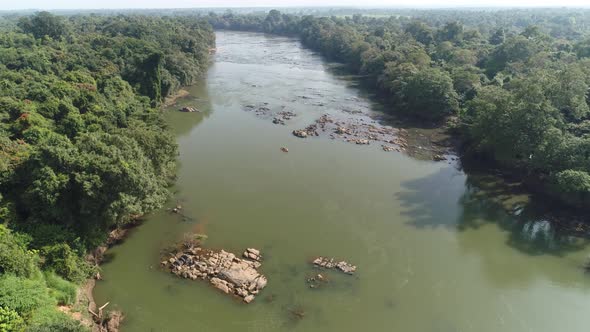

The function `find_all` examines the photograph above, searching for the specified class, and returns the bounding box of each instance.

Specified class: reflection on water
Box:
[457,172,589,257]
[522,220,554,247]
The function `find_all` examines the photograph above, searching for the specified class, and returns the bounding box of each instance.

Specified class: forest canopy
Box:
[0,12,214,331]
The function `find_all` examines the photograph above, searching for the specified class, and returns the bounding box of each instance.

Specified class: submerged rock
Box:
[180,106,199,113]
[306,273,329,289]
[166,245,267,303]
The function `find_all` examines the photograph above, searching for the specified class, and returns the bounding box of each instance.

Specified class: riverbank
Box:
[71,225,137,331]
[73,85,195,331]
[163,89,190,108]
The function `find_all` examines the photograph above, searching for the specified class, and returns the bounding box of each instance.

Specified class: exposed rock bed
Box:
[163,246,267,304]
[244,103,297,125]
[273,111,297,125]
[241,94,453,162]
[291,114,410,152]
[312,256,357,275]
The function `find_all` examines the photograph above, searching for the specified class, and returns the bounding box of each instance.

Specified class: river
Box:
[94,31,590,332]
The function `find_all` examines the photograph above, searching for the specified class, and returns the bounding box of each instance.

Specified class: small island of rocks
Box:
[163,243,267,304]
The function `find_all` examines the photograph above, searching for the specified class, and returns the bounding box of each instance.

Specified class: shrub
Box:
[0,306,25,332]
[41,244,91,283]
[0,275,52,316]
[0,226,37,278]
[553,170,590,193]
[551,170,590,207]
[25,307,87,332]
[43,272,77,306]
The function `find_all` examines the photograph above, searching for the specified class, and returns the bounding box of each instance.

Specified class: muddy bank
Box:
[162,89,190,107]
[74,221,143,332]
[63,278,123,332]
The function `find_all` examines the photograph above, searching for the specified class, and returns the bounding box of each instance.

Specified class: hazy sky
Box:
[2,0,589,10]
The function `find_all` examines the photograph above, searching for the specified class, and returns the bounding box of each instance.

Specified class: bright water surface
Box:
[94,31,590,332]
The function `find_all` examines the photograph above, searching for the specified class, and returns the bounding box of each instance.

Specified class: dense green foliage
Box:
[207,9,590,209]
[0,225,36,277]
[0,306,24,332]
[0,12,214,331]
[0,226,86,331]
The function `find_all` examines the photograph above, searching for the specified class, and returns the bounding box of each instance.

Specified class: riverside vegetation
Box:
[207,9,590,210]
[2,7,590,332]
[0,12,214,331]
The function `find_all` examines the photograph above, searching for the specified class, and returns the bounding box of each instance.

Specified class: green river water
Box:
[94,31,590,332]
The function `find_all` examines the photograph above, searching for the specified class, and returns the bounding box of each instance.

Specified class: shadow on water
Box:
[395,165,466,229]
[396,165,590,257]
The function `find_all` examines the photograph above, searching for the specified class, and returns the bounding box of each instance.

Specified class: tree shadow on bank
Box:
[395,165,590,257]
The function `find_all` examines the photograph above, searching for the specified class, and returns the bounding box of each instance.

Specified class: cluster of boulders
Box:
[244,103,271,117]
[312,256,357,275]
[163,246,267,304]
[272,111,297,125]
[243,103,300,126]
[179,106,199,113]
[241,100,454,161]
[292,129,308,138]
[292,123,321,138]
[330,120,401,148]
[292,114,409,153]
[348,138,370,145]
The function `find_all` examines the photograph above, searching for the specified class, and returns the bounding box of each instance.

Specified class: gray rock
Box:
[293,130,308,138]
[313,256,357,275]
[167,245,267,304]
[210,278,231,294]
[247,248,260,256]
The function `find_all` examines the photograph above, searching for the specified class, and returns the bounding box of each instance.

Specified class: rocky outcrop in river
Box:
[241,98,452,161]
[312,256,357,274]
[163,246,267,303]
[179,106,199,113]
